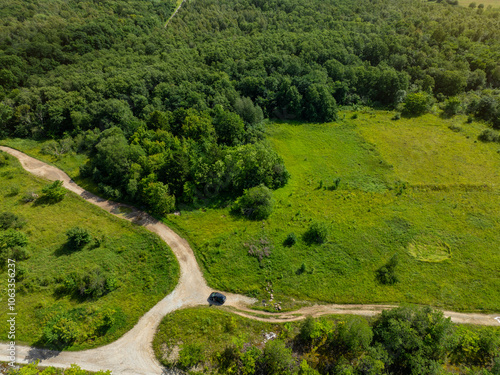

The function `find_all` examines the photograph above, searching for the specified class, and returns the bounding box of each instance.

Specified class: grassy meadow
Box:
[166,111,500,312]
[0,152,179,349]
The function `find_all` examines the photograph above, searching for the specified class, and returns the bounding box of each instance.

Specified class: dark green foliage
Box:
[376,254,399,285]
[303,222,328,245]
[232,184,274,220]
[478,129,500,143]
[141,177,176,216]
[373,306,454,375]
[403,92,433,116]
[41,180,66,202]
[10,246,31,261]
[66,227,93,248]
[43,316,80,348]
[0,229,29,265]
[283,232,297,247]
[453,327,500,367]
[262,339,297,375]
[0,212,26,230]
[335,317,374,358]
[0,229,29,248]
[442,97,462,117]
[0,152,9,167]
[62,268,117,299]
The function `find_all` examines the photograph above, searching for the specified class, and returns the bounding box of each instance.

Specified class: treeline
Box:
[1,0,500,210]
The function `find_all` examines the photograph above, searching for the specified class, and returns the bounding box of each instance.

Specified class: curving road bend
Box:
[0,146,499,374]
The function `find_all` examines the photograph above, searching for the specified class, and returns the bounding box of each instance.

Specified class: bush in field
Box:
[303,222,328,244]
[232,184,274,220]
[66,227,93,248]
[0,212,26,230]
[41,180,65,202]
[283,232,297,247]
[373,306,454,375]
[178,343,204,370]
[43,316,80,348]
[376,254,399,285]
[262,339,297,375]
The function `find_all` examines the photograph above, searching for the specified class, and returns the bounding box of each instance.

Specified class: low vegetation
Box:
[0,152,179,350]
[153,305,500,374]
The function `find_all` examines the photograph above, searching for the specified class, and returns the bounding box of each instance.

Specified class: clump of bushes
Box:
[0,229,29,265]
[283,232,297,247]
[40,180,66,202]
[376,254,399,285]
[61,268,118,299]
[232,184,274,220]
[303,222,329,244]
[402,92,433,116]
[66,226,93,249]
[478,128,500,143]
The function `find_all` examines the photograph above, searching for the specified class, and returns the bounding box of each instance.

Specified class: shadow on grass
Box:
[32,196,64,207]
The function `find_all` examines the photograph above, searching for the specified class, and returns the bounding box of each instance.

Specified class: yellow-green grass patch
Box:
[354,112,500,188]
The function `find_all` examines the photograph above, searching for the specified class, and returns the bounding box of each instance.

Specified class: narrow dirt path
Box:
[0,146,499,374]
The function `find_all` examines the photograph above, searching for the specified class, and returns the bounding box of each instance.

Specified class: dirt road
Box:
[0,146,498,374]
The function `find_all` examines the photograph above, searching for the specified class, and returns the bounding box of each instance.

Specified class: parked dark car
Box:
[208,292,226,306]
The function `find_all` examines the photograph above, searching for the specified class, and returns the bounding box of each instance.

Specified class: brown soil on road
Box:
[0,146,498,374]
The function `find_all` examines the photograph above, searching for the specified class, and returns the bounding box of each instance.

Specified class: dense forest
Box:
[1,0,500,210]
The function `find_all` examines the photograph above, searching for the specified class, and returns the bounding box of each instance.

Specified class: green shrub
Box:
[0,212,26,230]
[303,222,328,244]
[66,227,93,248]
[283,232,297,247]
[0,152,9,167]
[453,327,500,366]
[0,228,28,248]
[376,254,399,285]
[77,268,117,298]
[10,246,30,261]
[373,306,454,375]
[232,184,274,220]
[442,96,462,117]
[478,129,500,143]
[41,180,66,202]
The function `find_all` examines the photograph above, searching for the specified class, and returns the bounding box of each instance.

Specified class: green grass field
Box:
[0,152,179,349]
[167,111,500,312]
